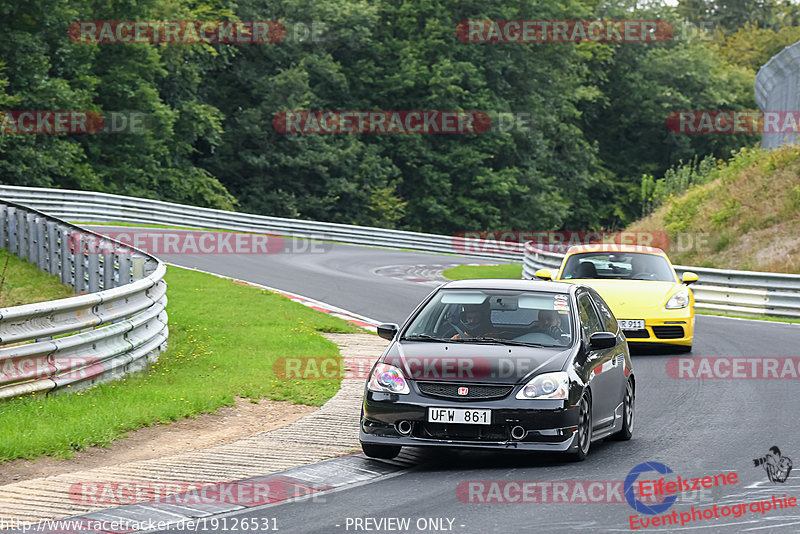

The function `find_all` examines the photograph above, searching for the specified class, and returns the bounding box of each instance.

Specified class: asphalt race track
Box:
[122,235,800,533]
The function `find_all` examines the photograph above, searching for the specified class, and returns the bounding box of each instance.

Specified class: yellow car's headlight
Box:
[665,290,690,309]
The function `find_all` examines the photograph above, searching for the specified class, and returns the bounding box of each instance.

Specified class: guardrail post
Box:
[17,210,28,261]
[37,217,48,272]
[118,254,132,285]
[60,226,73,287]
[0,205,6,249]
[131,256,146,280]
[103,250,116,290]
[27,213,38,265]
[87,248,100,293]
[73,234,87,293]
[7,207,17,255]
[46,221,59,276]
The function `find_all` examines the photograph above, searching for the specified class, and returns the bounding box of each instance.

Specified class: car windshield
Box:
[402,289,573,347]
[560,252,676,282]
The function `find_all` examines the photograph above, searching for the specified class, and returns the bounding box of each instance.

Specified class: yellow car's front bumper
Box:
[619,313,694,347]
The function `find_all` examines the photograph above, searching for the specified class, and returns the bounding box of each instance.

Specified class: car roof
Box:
[565,244,666,255]
[441,278,578,293]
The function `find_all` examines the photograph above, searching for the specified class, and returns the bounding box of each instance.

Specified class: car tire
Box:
[567,392,592,461]
[361,443,401,459]
[610,379,634,441]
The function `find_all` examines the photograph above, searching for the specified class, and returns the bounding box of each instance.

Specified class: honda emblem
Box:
[457,387,468,396]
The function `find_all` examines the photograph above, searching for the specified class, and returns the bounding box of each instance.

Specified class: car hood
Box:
[561,279,683,317]
[382,341,573,384]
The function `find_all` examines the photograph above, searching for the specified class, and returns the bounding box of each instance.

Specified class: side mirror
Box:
[681,272,698,285]
[377,323,399,341]
[535,269,552,281]
[589,331,617,350]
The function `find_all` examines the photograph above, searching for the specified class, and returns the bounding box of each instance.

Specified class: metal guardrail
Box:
[755,40,800,149]
[0,200,168,399]
[521,243,800,318]
[0,185,524,263]
[3,185,799,319]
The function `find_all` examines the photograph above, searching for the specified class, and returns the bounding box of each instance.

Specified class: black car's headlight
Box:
[368,363,410,394]
[516,371,569,400]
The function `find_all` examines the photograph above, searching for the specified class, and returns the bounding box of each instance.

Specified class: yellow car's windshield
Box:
[561,252,675,282]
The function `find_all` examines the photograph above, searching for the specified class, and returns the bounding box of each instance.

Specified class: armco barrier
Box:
[755,40,800,149]
[0,185,524,263]
[0,200,167,399]
[522,243,800,318]
[2,185,799,318]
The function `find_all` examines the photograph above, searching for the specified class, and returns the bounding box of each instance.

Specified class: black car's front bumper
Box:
[360,385,580,451]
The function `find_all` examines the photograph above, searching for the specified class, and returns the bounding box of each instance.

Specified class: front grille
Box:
[623,329,649,339]
[653,326,685,339]
[418,422,509,441]
[417,382,513,400]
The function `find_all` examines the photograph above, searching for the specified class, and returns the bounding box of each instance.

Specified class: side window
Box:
[589,290,618,333]
[577,294,603,339]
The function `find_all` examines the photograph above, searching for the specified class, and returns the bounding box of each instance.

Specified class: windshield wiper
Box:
[469,336,547,347]
[400,333,449,342]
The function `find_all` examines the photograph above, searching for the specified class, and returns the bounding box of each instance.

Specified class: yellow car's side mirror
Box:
[535,269,553,281]
[682,272,699,285]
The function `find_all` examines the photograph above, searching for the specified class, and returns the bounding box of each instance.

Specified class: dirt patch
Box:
[0,397,316,485]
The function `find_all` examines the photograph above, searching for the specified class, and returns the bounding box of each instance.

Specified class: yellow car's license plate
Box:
[619,319,645,330]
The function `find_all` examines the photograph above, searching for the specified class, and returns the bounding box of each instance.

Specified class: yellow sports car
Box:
[535,244,698,352]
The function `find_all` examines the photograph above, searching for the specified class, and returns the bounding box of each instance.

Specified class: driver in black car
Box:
[451,301,495,339]
[537,309,563,339]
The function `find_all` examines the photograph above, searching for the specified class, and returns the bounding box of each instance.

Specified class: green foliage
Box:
[0,0,236,210]
[0,0,792,233]
[710,199,741,227]
[641,154,719,216]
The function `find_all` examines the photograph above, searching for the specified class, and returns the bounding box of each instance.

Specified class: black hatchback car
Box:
[359,279,634,461]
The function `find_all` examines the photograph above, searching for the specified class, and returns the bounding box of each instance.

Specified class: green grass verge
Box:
[0,265,362,462]
[0,249,74,307]
[442,264,523,280]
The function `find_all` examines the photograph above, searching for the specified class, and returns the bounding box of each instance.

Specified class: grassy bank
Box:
[0,266,361,462]
[0,249,74,306]
[442,264,522,280]
[632,146,800,273]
